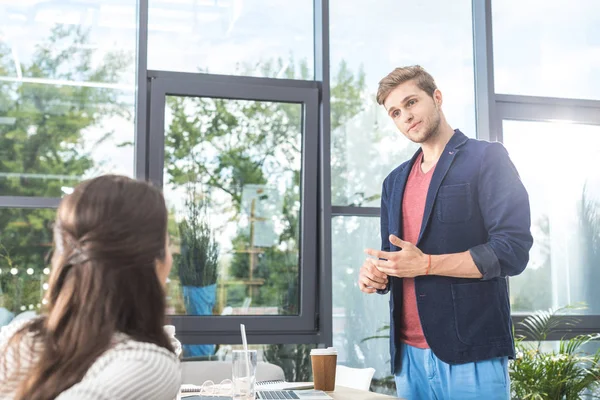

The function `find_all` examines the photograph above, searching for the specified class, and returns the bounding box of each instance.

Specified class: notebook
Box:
[180,397,230,400]
[180,383,231,398]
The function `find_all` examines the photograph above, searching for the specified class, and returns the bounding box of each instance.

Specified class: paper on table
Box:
[180,381,232,395]
[180,384,202,393]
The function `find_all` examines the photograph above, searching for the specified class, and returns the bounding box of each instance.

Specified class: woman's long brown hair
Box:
[2,175,173,400]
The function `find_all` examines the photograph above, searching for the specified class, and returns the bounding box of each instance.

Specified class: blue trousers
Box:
[394,344,509,400]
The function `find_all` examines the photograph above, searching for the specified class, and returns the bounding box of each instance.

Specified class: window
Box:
[331,216,395,395]
[493,0,600,99]
[163,97,303,317]
[504,120,600,314]
[147,74,320,341]
[147,0,314,79]
[0,1,136,197]
[491,1,600,343]
[329,0,476,207]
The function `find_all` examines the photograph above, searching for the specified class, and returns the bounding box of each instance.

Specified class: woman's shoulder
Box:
[0,318,42,393]
[90,337,180,380]
[0,318,36,345]
[0,318,42,358]
[91,336,180,371]
[60,338,181,400]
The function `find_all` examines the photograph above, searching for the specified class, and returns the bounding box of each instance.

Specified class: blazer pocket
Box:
[436,183,472,223]
[451,280,511,346]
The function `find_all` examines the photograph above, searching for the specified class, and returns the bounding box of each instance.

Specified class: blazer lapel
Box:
[416,130,469,245]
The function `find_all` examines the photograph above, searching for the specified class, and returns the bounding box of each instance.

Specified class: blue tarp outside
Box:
[182,284,217,357]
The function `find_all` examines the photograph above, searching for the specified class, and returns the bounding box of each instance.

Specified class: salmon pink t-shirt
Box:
[399,152,436,349]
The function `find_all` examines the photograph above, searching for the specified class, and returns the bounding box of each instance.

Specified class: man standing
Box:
[358,65,532,399]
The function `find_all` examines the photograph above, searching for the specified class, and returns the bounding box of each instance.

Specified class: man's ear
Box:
[433,89,443,107]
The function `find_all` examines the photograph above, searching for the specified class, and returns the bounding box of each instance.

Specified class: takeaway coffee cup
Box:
[310,347,337,391]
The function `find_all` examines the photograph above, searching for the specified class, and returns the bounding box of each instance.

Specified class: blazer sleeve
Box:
[377,177,391,294]
[469,142,534,280]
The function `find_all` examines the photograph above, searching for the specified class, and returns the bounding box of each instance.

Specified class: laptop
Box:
[256,389,333,399]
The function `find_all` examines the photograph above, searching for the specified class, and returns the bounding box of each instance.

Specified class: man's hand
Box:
[364,234,428,278]
[358,258,389,294]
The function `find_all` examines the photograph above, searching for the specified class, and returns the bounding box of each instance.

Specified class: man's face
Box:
[383,80,442,144]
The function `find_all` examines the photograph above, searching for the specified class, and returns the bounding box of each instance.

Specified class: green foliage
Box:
[369,376,397,396]
[0,230,52,312]
[330,60,366,131]
[0,25,130,196]
[360,324,390,343]
[263,343,315,382]
[511,305,600,400]
[177,189,219,287]
[164,95,298,211]
[0,25,129,317]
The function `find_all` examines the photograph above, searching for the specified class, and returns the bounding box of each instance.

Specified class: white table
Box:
[327,386,399,399]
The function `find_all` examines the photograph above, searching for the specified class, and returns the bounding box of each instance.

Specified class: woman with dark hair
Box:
[0,175,181,400]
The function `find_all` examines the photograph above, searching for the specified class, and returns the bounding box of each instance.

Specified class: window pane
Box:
[163,96,302,318]
[148,0,314,79]
[504,120,600,314]
[493,0,600,99]
[0,2,136,196]
[332,216,396,396]
[329,0,476,207]
[0,209,54,328]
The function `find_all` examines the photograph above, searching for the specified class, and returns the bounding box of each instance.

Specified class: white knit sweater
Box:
[0,319,181,400]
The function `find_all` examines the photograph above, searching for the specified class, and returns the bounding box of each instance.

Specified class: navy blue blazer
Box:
[378,130,533,373]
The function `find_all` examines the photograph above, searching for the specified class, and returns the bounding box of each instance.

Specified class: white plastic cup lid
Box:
[164,325,175,337]
[310,347,337,356]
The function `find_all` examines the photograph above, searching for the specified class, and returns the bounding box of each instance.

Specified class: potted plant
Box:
[177,190,220,357]
[510,305,600,400]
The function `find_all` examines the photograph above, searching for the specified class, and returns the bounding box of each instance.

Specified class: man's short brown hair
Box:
[376,65,438,105]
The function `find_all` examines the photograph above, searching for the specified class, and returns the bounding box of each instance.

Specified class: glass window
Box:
[0,1,136,197]
[503,120,600,314]
[329,0,476,206]
[147,0,314,79]
[163,96,302,318]
[331,216,395,396]
[0,208,54,328]
[493,0,600,99]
